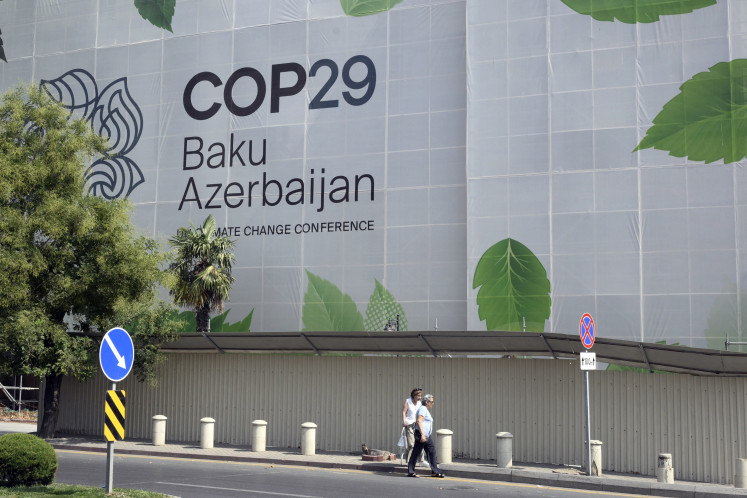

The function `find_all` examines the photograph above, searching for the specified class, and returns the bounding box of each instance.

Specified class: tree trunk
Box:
[196,306,210,333]
[38,372,63,439]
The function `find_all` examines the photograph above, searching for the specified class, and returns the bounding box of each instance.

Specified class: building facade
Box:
[1,1,746,344]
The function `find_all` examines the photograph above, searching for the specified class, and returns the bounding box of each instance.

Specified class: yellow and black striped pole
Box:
[104,386,125,493]
[104,390,126,441]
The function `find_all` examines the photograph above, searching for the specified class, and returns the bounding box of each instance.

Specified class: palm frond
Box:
[167,215,236,327]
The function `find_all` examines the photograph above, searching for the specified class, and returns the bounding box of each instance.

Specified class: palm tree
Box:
[168,215,235,333]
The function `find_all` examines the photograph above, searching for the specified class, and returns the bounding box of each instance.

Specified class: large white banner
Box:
[1,0,745,352]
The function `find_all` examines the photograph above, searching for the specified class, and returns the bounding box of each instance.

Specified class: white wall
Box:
[55,354,747,484]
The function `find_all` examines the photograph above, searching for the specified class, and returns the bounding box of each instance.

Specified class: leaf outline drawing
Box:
[41,69,145,199]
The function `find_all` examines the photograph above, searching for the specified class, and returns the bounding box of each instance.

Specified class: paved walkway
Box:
[1,422,743,496]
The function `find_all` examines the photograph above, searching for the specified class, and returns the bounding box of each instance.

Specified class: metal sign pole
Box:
[105,381,115,494]
[579,313,595,477]
[584,371,592,476]
[100,328,133,494]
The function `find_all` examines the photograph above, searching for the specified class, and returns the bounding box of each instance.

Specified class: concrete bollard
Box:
[252,420,268,452]
[496,432,513,468]
[200,417,215,449]
[590,440,603,476]
[301,422,317,456]
[657,453,674,483]
[152,415,167,446]
[436,429,453,464]
[735,458,747,488]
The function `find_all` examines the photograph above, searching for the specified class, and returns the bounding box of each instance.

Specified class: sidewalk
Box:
[45,432,744,497]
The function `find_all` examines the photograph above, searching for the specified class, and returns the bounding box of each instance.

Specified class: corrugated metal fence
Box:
[55,354,747,484]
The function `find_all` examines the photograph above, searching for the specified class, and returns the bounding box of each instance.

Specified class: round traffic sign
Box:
[579,313,595,349]
[99,327,134,382]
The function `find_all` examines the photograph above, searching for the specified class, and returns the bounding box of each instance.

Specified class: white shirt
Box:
[404,398,421,425]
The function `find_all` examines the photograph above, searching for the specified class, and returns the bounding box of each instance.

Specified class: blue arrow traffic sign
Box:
[99,328,134,382]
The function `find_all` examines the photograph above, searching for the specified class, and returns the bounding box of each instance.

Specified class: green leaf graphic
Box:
[209,309,254,332]
[472,238,551,332]
[134,0,176,32]
[302,270,364,331]
[340,0,403,17]
[219,309,253,332]
[560,0,716,24]
[174,310,196,333]
[363,279,408,331]
[635,59,747,164]
[171,309,253,333]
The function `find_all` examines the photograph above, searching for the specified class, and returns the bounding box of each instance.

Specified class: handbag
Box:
[397,428,406,447]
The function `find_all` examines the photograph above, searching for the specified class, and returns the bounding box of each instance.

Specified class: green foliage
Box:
[168,215,236,333]
[0,84,180,434]
[0,310,96,381]
[0,483,168,496]
[134,0,176,32]
[340,0,403,17]
[302,270,364,331]
[560,0,716,24]
[0,85,115,381]
[0,434,57,487]
[120,302,183,385]
[364,279,408,331]
[635,59,747,164]
[473,238,551,332]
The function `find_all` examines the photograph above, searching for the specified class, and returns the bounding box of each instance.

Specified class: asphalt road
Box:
[54,449,643,498]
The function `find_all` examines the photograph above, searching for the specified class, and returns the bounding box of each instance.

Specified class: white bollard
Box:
[301,422,317,456]
[152,415,167,446]
[590,440,603,477]
[200,417,215,449]
[657,453,674,483]
[735,458,747,488]
[252,420,268,452]
[436,429,453,464]
[496,432,513,468]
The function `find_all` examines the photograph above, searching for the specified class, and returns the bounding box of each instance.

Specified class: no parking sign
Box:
[579,313,595,349]
[579,313,595,477]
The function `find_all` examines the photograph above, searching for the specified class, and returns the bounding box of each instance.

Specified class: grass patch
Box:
[0,483,167,497]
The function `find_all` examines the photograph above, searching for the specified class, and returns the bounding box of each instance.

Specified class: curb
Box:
[50,443,744,497]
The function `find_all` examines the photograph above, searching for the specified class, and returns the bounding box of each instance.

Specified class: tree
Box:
[168,215,236,333]
[0,85,180,438]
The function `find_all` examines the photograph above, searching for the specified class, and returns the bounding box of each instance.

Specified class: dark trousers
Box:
[407,435,440,475]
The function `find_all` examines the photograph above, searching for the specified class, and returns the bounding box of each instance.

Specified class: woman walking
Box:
[407,394,444,478]
[401,387,423,464]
